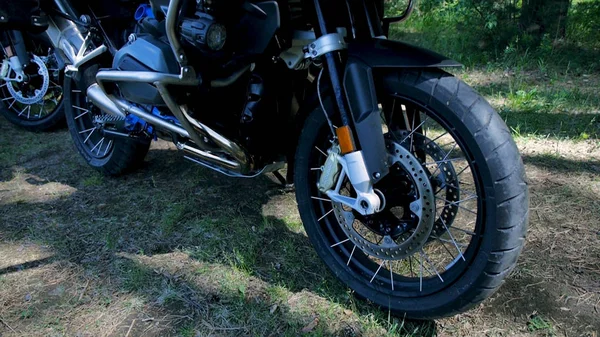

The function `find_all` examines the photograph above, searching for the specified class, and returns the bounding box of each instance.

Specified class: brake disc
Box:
[7,55,50,105]
[393,131,461,238]
[331,138,436,260]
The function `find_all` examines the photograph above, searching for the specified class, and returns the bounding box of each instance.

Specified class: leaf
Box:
[343,309,352,316]
[269,304,278,314]
[301,317,319,333]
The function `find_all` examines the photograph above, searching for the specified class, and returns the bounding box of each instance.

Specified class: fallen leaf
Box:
[269,304,278,314]
[301,317,319,333]
[343,309,352,315]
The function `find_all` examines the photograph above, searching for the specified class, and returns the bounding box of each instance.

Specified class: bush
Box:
[388,0,600,71]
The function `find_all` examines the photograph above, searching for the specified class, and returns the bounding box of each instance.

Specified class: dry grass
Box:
[0,70,599,336]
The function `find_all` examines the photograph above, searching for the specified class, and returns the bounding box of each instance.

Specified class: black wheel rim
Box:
[0,45,63,121]
[307,95,485,297]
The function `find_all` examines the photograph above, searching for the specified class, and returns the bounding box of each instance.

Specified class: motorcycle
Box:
[0,0,65,131]
[33,0,528,318]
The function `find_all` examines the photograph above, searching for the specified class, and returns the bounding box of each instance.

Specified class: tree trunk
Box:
[521,0,570,41]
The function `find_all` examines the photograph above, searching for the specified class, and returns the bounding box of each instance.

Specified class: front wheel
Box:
[294,69,529,319]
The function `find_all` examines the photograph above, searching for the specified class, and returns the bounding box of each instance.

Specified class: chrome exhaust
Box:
[177,142,240,171]
[86,82,252,175]
[86,84,125,119]
[86,83,191,138]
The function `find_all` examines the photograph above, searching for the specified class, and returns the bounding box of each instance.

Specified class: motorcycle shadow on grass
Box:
[0,133,437,335]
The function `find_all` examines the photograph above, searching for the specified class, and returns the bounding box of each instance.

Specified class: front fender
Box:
[347,38,462,68]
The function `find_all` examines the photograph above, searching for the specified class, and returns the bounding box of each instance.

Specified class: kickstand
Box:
[272,170,294,189]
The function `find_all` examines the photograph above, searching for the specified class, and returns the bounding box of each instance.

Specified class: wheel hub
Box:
[6,55,50,105]
[331,138,436,260]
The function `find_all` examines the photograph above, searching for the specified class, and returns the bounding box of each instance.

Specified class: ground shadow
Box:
[523,154,600,175]
[0,122,437,335]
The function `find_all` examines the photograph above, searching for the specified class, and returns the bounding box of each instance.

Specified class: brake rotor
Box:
[394,131,461,238]
[6,55,50,105]
[331,138,436,260]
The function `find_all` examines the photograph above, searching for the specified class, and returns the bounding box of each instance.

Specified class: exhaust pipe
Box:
[177,142,240,171]
[87,84,125,118]
[86,83,251,174]
[86,83,191,138]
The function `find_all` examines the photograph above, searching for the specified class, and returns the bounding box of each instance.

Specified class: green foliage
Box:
[527,315,555,335]
[389,0,600,71]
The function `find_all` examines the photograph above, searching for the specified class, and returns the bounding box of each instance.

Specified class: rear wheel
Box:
[64,66,150,176]
[294,69,528,319]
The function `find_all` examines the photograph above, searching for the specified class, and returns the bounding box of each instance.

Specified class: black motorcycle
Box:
[0,1,65,131]
[28,0,529,318]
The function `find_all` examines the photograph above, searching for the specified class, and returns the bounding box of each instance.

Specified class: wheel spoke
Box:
[430,131,449,143]
[400,117,429,144]
[409,110,416,153]
[347,245,356,266]
[311,167,322,171]
[436,236,456,260]
[104,140,113,156]
[315,146,327,157]
[82,128,96,144]
[8,98,17,109]
[370,260,385,283]
[388,261,395,291]
[420,250,444,282]
[430,236,468,248]
[430,142,458,177]
[388,98,397,127]
[439,217,466,261]
[318,209,333,222]
[74,110,89,120]
[435,182,477,199]
[330,238,349,248]
[311,196,331,202]
[73,105,89,112]
[423,157,464,166]
[91,137,105,154]
[1,97,13,101]
[449,226,476,236]
[435,196,478,215]
[27,105,31,119]
[18,105,27,117]
[456,166,470,177]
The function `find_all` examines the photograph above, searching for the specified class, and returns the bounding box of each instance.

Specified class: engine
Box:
[110,0,290,161]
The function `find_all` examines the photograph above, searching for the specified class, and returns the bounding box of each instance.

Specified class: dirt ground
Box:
[0,74,599,336]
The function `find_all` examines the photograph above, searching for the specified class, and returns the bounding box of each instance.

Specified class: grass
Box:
[1,37,600,337]
[527,315,555,336]
[2,106,599,336]
[82,174,103,187]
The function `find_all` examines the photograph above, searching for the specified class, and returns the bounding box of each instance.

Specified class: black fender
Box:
[342,39,460,183]
[347,38,462,69]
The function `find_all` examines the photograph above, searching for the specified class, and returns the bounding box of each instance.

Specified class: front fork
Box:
[312,0,389,216]
[1,30,30,83]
